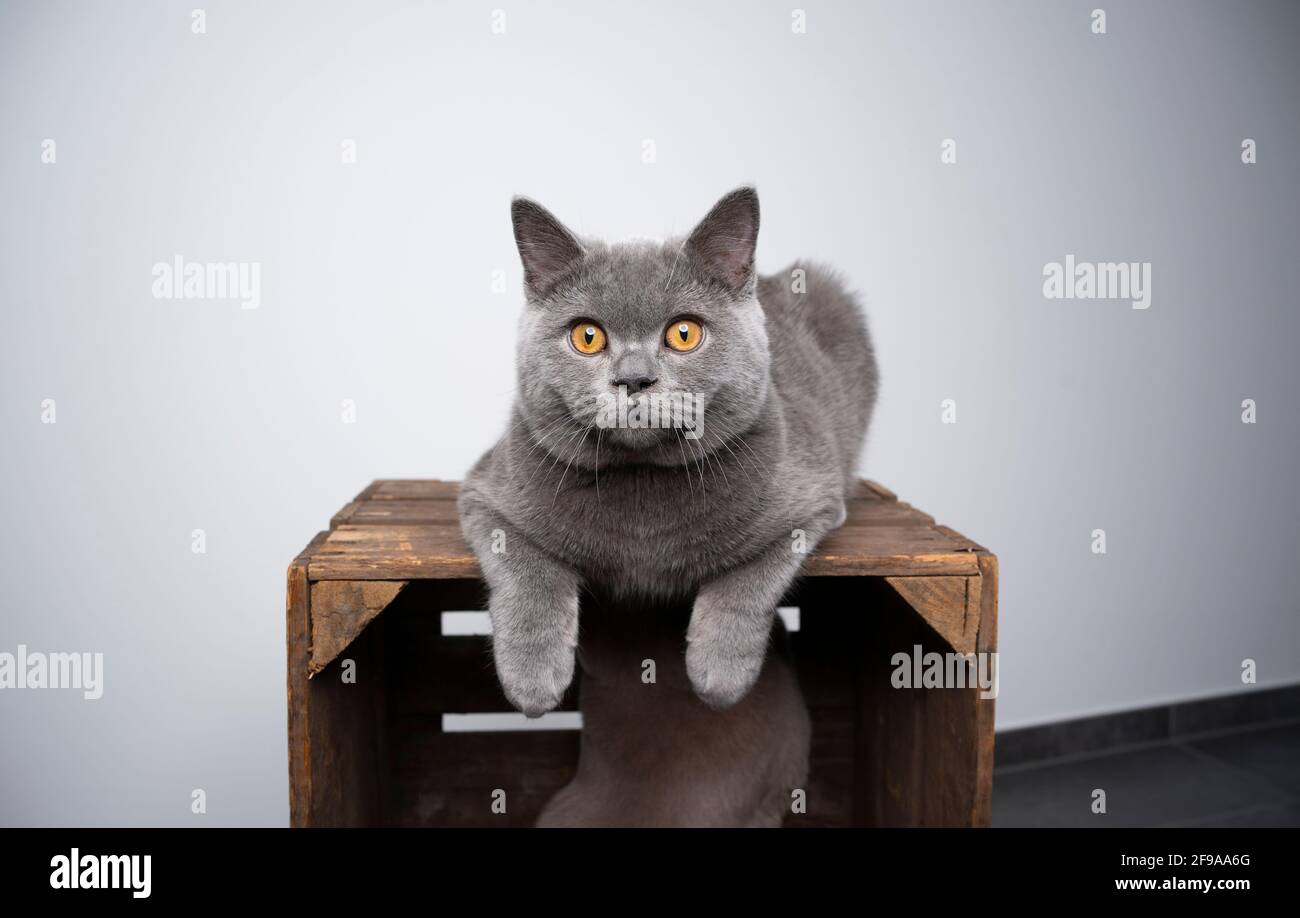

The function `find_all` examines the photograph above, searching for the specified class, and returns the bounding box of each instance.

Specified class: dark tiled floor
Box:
[993,722,1300,827]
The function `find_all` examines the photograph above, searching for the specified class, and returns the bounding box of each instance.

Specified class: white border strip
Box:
[440,607,801,635]
[442,712,584,733]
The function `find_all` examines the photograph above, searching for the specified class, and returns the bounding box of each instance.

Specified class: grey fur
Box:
[458,188,876,823]
[536,598,811,827]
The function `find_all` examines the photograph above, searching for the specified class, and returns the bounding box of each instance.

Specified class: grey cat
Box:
[458,187,877,823]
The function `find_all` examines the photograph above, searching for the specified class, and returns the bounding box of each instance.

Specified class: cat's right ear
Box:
[511,197,585,296]
[684,186,760,292]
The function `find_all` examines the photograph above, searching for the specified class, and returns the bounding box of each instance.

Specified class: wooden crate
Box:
[287,480,998,827]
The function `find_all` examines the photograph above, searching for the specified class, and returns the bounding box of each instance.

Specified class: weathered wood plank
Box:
[803,548,979,577]
[971,552,999,827]
[330,501,362,527]
[308,525,479,580]
[286,532,326,827]
[307,511,980,580]
[336,499,462,526]
[371,480,459,500]
[307,631,387,826]
[309,580,407,677]
[884,576,976,655]
[933,523,985,552]
[861,480,897,500]
[852,577,980,826]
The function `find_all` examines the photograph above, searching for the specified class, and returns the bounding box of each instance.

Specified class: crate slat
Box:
[307,480,978,580]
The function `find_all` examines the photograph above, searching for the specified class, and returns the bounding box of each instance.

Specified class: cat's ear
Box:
[684,186,760,291]
[511,197,585,295]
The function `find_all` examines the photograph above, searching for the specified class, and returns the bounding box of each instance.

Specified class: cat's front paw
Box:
[492,629,576,718]
[685,614,769,710]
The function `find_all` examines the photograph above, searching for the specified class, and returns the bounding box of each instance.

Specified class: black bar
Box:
[0,827,1288,904]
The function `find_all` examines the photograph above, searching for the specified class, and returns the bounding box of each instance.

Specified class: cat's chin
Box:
[594,426,716,466]
[599,426,675,452]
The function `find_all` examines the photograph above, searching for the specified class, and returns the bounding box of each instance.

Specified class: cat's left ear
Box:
[685,186,760,292]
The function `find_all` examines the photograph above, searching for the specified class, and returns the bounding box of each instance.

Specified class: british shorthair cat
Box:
[459,187,877,825]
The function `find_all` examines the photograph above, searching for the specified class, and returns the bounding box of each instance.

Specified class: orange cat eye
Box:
[664,317,703,353]
[569,321,608,355]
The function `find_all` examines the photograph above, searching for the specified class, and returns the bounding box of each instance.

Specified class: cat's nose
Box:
[613,374,658,394]
[612,352,659,394]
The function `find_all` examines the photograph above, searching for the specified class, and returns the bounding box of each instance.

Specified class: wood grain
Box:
[309,580,407,677]
[286,532,326,827]
[884,576,976,655]
[971,551,999,827]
